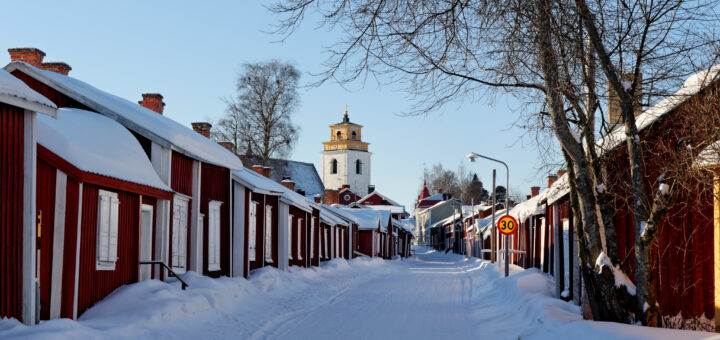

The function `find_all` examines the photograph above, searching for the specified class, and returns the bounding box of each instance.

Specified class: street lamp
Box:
[466,152,511,277]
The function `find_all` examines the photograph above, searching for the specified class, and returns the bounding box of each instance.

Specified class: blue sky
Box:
[1,1,559,210]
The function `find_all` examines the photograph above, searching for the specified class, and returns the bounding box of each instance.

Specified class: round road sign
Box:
[497,215,518,235]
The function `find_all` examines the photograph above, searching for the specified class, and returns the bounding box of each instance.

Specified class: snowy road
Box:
[3,247,719,339]
[256,250,477,339]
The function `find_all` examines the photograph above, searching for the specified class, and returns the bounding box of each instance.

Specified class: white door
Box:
[172,196,189,273]
[207,201,222,271]
[139,204,154,280]
[248,201,257,261]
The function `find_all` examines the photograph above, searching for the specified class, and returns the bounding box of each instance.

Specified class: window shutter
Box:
[248,202,257,261]
[178,204,187,268]
[97,195,110,262]
[109,196,120,262]
[171,205,181,267]
[297,218,303,260]
[288,215,293,259]
[265,206,273,262]
[310,217,315,259]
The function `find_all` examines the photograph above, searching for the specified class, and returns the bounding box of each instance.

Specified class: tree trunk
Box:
[536,0,631,323]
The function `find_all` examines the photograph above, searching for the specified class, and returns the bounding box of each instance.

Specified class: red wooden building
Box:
[5,49,243,281]
[35,108,171,319]
[0,67,57,324]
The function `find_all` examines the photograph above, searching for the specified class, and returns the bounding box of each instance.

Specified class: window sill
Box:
[96,261,116,271]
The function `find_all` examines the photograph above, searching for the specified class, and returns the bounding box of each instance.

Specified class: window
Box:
[351,131,357,140]
[297,218,303,260]
[310,217,316,259]
[288,215,293,260]
[248,201,258,261]
[355,160,362,174]
[207,201,222,271]
[265,205,273,263]
[96,190,120,270]
[336,130,341,140]
[171,195,189,272]
[331,159,338,174]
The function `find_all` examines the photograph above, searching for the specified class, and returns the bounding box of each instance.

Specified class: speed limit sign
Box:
[497,215,518,235]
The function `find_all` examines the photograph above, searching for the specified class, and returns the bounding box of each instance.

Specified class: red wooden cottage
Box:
[0,67,57,325]
[35,108,172,319]
[232,168,321,276]
[5,49,244,281]
[339,208,389,258]
[321,204,360,259]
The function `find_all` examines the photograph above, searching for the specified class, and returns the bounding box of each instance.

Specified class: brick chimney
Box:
[324,189,339,205]
[41,62,71,75]
[191,122,212,138]
[139,93,165,114]
[547,174,558,188]
[557,169,567,178]
[530,186,540,198]
[526,195,531,200]
[218,141,234,152]
[607,72,643,126]
[251,165,271,178]
[281,177,295,191]
[314,195,322,204]
[8,48,45,68]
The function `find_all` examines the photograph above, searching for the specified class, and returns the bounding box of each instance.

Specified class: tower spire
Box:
[343,104,349,123]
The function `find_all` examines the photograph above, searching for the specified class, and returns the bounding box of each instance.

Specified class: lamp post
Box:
[467,152,511,277]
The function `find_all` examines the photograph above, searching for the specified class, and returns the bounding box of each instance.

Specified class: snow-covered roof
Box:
[4,62,243,170]
[335,208,389,231]
[38,108,170,191]
[598,65,720,152]
[356,191,402,207]
[239,156,324,199]
[509,193,545,223]
[0,68,56,116]
[319,206,349,226]
[321,204,360,225]
[363,205,406,214]
[232,169,313,212]
[545,174,570,205]
[475,208,508,234]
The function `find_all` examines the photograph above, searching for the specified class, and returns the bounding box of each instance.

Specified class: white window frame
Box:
[207,201,223,272]
[265,205,273,263]
[171,194,190,273]
[297,218,303,260]
[248,201,258,261]
[288,214,294,260]
[96,190,120,271]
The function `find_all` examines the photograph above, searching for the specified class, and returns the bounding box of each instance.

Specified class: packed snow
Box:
[0,67,56,114]
[38,108,171,191]
[2,248,718,339]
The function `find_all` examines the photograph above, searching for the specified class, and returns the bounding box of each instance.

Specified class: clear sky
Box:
[1,1,560,211]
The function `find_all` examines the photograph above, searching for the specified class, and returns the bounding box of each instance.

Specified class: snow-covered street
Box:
[2,247,719,340]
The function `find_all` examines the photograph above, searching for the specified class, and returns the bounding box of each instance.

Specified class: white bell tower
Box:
[321,106,372,196]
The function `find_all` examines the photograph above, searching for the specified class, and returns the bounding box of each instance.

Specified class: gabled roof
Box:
[357,191,402,207]
[0,68,56,116]
[232,168,314,212]
[335,207,390,231]
[239,156,324,199]
[38,108,170,192]
[598,65,720,153]
[5,62,243,170]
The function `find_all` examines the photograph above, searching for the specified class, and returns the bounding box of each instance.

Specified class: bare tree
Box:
[272,0,720,325]
[222,61,301,165]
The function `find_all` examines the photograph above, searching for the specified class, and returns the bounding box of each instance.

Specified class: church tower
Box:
[321,106,372,196]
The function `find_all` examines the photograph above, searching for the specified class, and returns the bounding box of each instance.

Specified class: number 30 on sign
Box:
[497,215,518,235]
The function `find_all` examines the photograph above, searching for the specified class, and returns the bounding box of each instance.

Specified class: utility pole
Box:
[491,169,496,263]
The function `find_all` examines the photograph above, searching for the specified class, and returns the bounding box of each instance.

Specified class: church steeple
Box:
[323,105,369,152]
[321,105,372,196]
[343,104,349,123]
